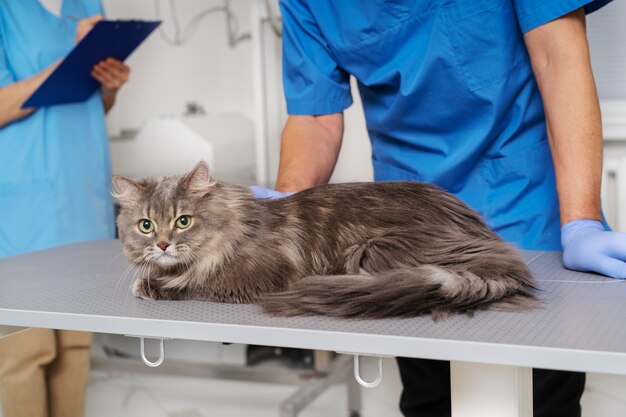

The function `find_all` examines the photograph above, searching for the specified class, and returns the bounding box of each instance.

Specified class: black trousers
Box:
[397,358,585,417]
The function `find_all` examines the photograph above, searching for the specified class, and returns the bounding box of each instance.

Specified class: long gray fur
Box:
[113,162,537,319]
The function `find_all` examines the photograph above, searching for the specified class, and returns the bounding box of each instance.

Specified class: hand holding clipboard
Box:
[22,19,161,108]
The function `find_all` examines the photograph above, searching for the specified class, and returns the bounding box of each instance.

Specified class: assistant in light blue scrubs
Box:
[0,3,123,417]
[281,0,611,252]
[0,0,115,258]
[280,1,612,417]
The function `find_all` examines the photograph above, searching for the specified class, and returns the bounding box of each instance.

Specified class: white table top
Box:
[0,240,625,374]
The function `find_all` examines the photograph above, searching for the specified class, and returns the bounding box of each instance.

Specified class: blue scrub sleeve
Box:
[279,0,352,115]
[514,0,613,33]
[0,18,14,87]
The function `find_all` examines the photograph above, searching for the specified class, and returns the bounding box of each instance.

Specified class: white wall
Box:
[587,1,626,99]
[102,0,254,138]
[330,79,373,183]
[589,1,626,234]
[101,0,371,185]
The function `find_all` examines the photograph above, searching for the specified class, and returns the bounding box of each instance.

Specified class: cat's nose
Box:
[157,242,170,252]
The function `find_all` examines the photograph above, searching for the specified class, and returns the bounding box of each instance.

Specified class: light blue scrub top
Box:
[0,0,115,258]
[280,0,612,250]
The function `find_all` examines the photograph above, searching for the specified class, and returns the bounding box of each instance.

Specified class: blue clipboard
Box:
[23,20,161,108]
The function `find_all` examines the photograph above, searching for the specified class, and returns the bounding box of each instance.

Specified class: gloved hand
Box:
[561,219,626,279]
[249,185,294,199]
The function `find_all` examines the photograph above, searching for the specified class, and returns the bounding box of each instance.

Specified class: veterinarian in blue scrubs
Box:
[255,0,618,416]
[0,1,129,416]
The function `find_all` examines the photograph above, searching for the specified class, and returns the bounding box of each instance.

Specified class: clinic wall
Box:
[101,0,254,138]
[586,2,626,99]
[101,0,372,185]
[330,79,374,183]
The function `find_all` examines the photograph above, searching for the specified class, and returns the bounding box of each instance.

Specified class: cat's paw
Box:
[131,278,157,300]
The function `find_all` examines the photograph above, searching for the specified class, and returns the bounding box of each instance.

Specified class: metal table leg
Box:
[279,354,353,417]
[347,364,363,417]
[450,361,532,417]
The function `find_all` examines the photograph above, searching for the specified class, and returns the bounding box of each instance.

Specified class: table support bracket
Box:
[353,354,383,388]
[337,352,390,388]
[124,335,171,368]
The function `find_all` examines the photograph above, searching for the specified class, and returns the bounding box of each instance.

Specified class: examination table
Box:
[1,240,625,417]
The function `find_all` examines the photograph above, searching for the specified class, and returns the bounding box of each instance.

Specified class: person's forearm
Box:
[0,62,59,128]
[525,8,602,225]
[275,114,344,192]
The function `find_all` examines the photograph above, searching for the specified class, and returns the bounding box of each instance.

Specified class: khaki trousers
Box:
[0,328,93,417]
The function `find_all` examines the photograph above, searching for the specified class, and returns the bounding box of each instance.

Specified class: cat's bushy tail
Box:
[258,255,537,319]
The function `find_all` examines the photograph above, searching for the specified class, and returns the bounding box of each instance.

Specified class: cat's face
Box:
[113,162,215,270]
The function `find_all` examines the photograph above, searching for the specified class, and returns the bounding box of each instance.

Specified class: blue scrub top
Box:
[280,0,612,251]
[0,0,115,258]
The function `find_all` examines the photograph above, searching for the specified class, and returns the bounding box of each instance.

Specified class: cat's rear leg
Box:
[340,227,536,314]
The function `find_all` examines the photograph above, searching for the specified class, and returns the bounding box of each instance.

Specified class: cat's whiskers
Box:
[113,261,137,301]
[103,249,127,281]
[146,265,154,297]
[118,254,149,297]
[184,250,202,274]
[131,257,150,288]
[156,248,200,291]
[107,250,127,265]
[181,247,201,266]
[102,249,135,304]
[180,249,204,284]
[174,245,192,264]
[145,263,153,298]
[130,260,149,299]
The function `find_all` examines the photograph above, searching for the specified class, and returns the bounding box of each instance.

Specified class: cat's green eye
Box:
[175,215,192,229]
[138,219,154,234]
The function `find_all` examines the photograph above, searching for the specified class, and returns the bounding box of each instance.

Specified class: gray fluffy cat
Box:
[113,161,536,319]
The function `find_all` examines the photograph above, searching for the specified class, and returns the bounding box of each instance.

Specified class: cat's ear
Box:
[111,176,143,204]
[183,161,215,192]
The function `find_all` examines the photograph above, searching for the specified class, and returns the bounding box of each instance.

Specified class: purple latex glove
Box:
[561,219,626,279]
[249,185,294,199]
